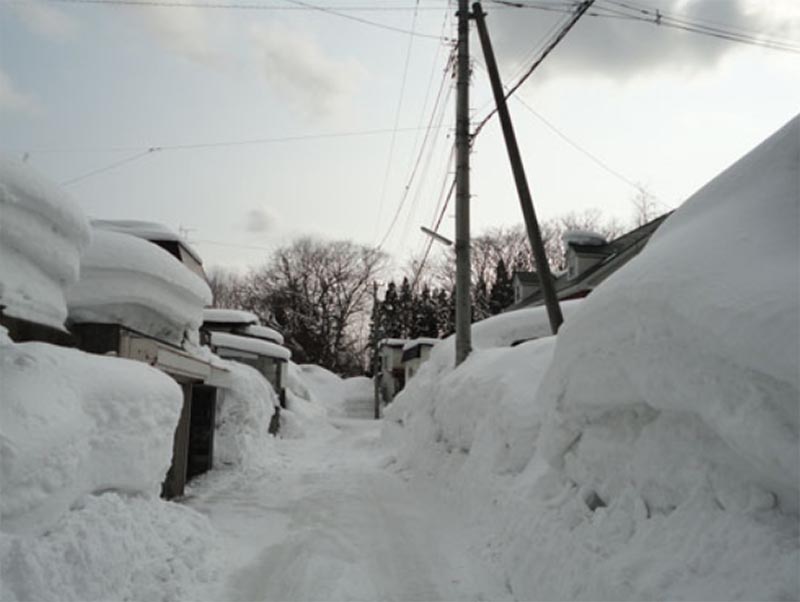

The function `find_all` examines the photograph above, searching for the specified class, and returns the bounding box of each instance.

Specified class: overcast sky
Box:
[1,0,798,273]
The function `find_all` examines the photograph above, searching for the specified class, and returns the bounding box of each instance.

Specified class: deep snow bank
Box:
[212,359,279,468]
[384,116,799,600]
[0,331,183,535]
[66,229,211,346]
[537,115,800,513]
[0,492,219,602]
[0,329,221,601]
[0,157,91,329]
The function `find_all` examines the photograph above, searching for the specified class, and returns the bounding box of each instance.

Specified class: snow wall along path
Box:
[384,115,799,601]
[538,114,800,514]
[0,157,90,330]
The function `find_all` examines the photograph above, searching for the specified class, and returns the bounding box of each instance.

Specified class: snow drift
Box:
[0,492,220,602]
[537,114,800,513]
[385,115,800,600]
[66,229,212,346]
[0,157,91,330]
[0,330,183,535]
[212,359,280,469]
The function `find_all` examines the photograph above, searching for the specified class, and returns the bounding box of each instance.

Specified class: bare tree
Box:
[207,267,247,309]
[239,237,387,375]
[631,187,661,227]
[418,209,623,289]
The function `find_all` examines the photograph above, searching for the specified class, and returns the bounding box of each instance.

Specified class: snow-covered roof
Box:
[379,338,407,348]
[402,337,440,352]
[561,230,608,247]
[210,331,291,361]
[203,308,259,326]
[92,219,203,265]
[66,229,212,346]
[0,156,91,330]
[242,324,284,345]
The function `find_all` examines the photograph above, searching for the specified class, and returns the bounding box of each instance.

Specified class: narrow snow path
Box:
[186,419,511,602]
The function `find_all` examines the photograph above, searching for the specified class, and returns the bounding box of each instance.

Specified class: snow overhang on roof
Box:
[210,331,291,361]
[242,324,284,345]
[379,338,407,348]
[562,230,608,247]
[66,229,211,346]
[0,156,91,331]
[92,219,204,265]
[402,337,439,352]
[203,308,260,326]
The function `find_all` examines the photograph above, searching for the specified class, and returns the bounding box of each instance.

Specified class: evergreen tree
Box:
[398,277,414,338]
[446,286,457,337]
[473,274,490,322]
[415,285,439,338]
[366,283,383,377]
[489,258,514,315]
[382,281,402,338]
[435,288,451,337]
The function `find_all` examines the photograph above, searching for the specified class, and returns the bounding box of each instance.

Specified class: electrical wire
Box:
[40,0,450,40]
[396,54,455,247]
[60,148,159,186]
[411,173,455,290]
[373,0,423,240]
[376,47,455,250]
[490,0,800,54]
[472,0,595,141]
[11,125,446,155]
[511,94,671,210]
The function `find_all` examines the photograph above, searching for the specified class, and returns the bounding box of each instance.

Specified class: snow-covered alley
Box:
[186,418,512,602]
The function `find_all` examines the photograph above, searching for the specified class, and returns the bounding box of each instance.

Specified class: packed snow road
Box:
[186,418,511,602]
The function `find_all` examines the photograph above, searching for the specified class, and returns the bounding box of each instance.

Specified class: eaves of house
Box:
[506,211,674,312]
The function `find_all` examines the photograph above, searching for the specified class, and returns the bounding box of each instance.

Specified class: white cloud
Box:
[11,0,79,40]
[251,23,364,119]
[243,208,276,234]
[0,69,38,114]
[138,6,223,66]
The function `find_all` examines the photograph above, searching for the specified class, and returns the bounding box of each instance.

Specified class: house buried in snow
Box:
[202,309,290,413]
[508,213,672,311]
[92,219,208,282]
[401,338,439,382]
[376,337,440,404]
[377,338,406,403]
[65,225,226,499]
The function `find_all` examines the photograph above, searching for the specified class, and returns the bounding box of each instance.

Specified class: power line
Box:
[491,0,800,54]
[599,0,800,53]
[42,0,450,39]
[472,0,595,141]
[411,174,455,289]
[191,239,274,251]
[373,1,423,241]
[61,148,158,186]
[376,48,455,250]
[11,125,446,154]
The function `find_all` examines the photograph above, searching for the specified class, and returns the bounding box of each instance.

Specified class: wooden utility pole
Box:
[472,2,564,334]
[455,0,473,365]
[372,282,381,420]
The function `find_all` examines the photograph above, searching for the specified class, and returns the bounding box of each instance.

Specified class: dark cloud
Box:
[484,0,798,82]
[244,208,275,234]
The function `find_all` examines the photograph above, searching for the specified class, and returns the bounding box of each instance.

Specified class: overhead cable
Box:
[12,125,447,155]
[61,148,158,186]
[472,0,595,141]
[42,0,449,39]
[373,1,424,241]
